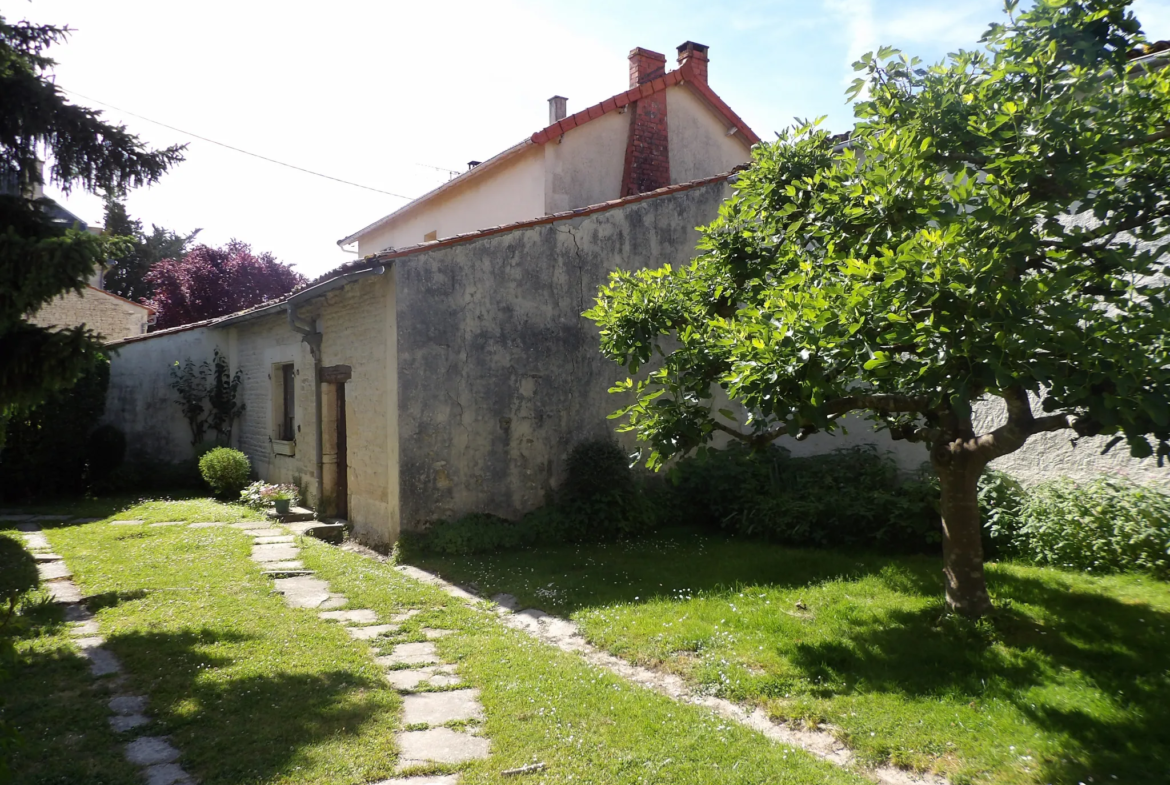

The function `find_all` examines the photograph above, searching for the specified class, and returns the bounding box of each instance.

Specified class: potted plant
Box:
[271,486,296,515]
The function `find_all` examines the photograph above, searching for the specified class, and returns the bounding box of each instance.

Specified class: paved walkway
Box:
[14,516,196,785]
[246,520,489,782]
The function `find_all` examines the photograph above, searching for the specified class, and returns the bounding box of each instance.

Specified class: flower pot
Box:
[273,498,292,515]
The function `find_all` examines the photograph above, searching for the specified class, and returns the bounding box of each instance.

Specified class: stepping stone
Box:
[109,714,150,732]
[48,582,83,603]
[402,689,483,725]
[421,628,452,640]
[254,535,295,544]
[395,727,489,768]
[251,544,300,562]
[262,568,313,579]
[63,603,92,622]
[189,521,226,528]
[31,514,70,521]
[319,609,378,624]
[110,520,144,525]
[391,609,421,624]
[22,532,51,550]
[34,552,62,562]
[125,736,181,766]
[142,763,195,785]
[443,585,478,602]
[71,518,103,524]
[491,593,520,611]
[371,776,459,785]
[148,521,184,527]
[76,637,122,676]
[264,560,305,570]
[110,695,148,714]
[70,619,101,636]
[377,642,439,667]
[244,528,285,536]
[319,594,347,610]
[15,521,40,531]
[272,576,331,608]
[345,624,398,640]
[385,666,461,691]
[229,521,261,529]
[37,561,72,581]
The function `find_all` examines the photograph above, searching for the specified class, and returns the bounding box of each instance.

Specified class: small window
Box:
[276,363,295,441]
[423,230,438,242]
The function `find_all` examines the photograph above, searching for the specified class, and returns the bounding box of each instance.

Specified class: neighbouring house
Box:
[101,42,1169,547]
[6,171,155,342]
[339,42,759,255]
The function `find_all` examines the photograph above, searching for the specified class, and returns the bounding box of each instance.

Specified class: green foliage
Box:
[977,469,1027,556]
[0,355,109,500]
[84,423,126,485]
[0,14,182,435]
[240,481,299,510]
[198,447,251,498]
[169,349,244,448]
[101,196,199,302]
[1015,477,1170,576]
[670,444,940,550]
[587,1,1170,468]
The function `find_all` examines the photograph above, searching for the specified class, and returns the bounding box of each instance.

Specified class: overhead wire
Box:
[59,87,419,199]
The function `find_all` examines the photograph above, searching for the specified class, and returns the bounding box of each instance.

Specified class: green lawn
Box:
[408,527,1170,785]
[2,500,866,785]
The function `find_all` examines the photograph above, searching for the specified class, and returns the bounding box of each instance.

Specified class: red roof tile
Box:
[530,63,760,147]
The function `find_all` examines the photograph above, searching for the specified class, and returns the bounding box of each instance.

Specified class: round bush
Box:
[85,424,127,484]
[198,447,252,497]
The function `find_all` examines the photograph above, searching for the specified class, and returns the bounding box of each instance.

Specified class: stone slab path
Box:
[15,520,197,785]
[249,522,490,782]
[380,557,947,785]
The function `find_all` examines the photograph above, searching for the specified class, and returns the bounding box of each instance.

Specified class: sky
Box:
[17,0,1170,280]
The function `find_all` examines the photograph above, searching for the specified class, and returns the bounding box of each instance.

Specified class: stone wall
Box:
[105,327,218,462]
[392,178,728,527]
[31,286,149,342]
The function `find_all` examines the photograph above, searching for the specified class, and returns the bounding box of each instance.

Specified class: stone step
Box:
[395,727,489,770]
[287,520,346,543]
[268,506,315,523]
[401,689,483,725]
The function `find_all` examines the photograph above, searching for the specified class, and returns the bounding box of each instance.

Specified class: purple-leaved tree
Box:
[144,240,306,329]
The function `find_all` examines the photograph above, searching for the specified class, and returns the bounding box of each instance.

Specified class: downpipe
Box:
[287,306,324,511]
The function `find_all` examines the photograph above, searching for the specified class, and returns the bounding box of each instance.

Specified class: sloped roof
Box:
[531,60,759,147]
[112,167,743,347]
[338,61,758,248]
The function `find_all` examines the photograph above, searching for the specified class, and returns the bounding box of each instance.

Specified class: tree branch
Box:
[824,394,934,416]
[1120,125,1170,149]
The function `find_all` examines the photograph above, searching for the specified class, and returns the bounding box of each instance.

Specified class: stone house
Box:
[30,277,154,343]
[104,43,762,545]
[103,41,1168,547]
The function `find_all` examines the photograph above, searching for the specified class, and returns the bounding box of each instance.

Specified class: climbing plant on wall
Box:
[169,349,244,448]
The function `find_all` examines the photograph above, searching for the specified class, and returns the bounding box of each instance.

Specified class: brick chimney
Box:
[621,47,670,196]
[628,47,667,87]
[677,41,709,83]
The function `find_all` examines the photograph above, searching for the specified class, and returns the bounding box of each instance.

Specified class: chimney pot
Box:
[468,160,482,170]
[676,41,709,83]
[548,95,568,125]
[628,47,667,88]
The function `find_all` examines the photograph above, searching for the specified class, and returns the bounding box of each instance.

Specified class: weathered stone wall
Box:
[316,274,396,543]
[31,286,149,342]
[392,179,720,527]
[105,327,218,462]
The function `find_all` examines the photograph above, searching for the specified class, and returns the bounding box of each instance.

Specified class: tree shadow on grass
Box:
[104,628,399,785]
[785,570,1170,784]
[407,525,946,614]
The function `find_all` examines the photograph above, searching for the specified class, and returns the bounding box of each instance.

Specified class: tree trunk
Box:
[934,456,994,618]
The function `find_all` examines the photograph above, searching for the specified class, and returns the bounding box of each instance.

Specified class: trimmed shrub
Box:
[0,356,109,501]
[1014,477,1170,576]
[198,447,251,497]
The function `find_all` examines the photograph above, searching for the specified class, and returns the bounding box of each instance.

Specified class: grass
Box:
[407,526,1170,785]
[2,499,868,785]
